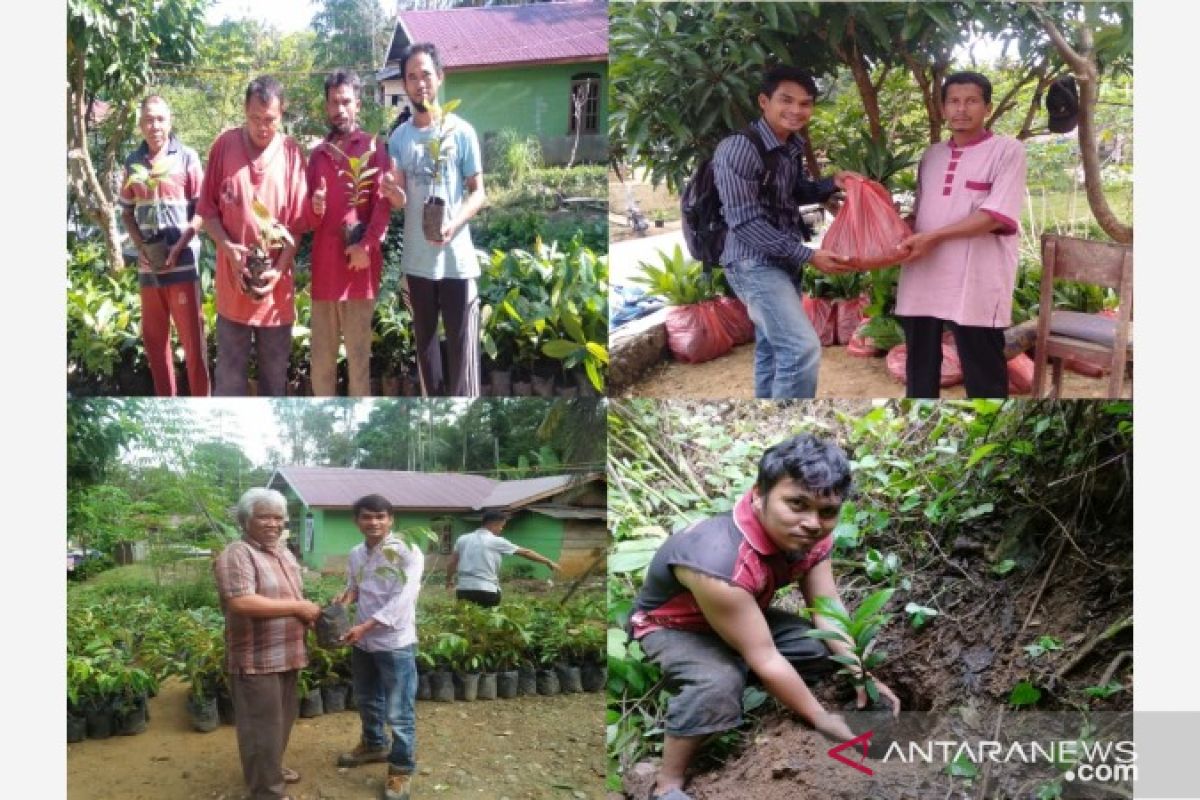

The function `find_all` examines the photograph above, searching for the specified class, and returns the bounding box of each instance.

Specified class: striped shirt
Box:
[345,535,424,653]
[118,136,204,287]
[214,536,308,674]
[713,117,837,270]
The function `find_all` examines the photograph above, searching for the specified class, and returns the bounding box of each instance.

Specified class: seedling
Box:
[1009,679,1042,707]
[322,137,381,246]
[123,157,177,273]
[422,98,462,241]
[804,588,894,703]
[904,601,939,629]
[864,548,900,583]
[243,199,295,295]
[1083,681,1123,699]
[1023,635,1063,660]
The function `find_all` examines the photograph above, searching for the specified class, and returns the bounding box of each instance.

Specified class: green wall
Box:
[493,510,563,579]
[303,509,476,572]
[443,62,607,158]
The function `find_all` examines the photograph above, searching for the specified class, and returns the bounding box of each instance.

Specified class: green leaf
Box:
[541,339,581,359]
[1009,680,1042,707]
[958,502,994,521]
[946,752,979,778]
[854,588,896,624]
[991,559,1017,576]
[802,629,852,645]
[966,443,1000,468]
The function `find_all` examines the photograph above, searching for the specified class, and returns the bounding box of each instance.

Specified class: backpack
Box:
[680,125,814,270]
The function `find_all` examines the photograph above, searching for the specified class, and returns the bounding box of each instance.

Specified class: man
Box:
[713,66,860,399]
[334,494,424,800]
[381,42,487,397]
[118,95,209,396]
[307,70,394,397]
[896,71,1027,398]
[629,434,901,800]
[213,488,320,800]
[445,510,560,607]
[198,75,308,396]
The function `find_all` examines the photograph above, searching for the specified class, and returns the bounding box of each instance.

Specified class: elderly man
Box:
[333,494,424,800]
[118,95,209,396]
[307,70,394,396]
[198,75,308,396]
[213,488,320,800]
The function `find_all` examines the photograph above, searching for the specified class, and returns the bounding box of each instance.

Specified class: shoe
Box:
[337,740,390,767]
[383,771,412,800]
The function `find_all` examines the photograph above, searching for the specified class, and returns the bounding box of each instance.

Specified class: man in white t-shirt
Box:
[445,511,560,607]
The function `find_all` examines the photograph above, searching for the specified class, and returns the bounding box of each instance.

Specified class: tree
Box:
[67,0,208,270]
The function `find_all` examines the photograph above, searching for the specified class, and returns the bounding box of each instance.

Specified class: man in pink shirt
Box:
[198,75,308,396]
[896,71,1027,398]
[307,70,394,396]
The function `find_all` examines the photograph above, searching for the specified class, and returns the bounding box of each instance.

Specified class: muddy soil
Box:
[69,678,605,800]
[622,343,1131,400]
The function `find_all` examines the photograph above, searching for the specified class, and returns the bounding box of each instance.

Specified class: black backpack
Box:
[681,125,813,270]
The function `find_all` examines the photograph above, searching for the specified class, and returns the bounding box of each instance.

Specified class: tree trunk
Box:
[902,50,945,145]
[67,55,125,270]
[1034,4,1132,244]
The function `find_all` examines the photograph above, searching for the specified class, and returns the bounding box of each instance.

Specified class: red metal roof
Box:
[395,0,608,70]
[269,467,592,512]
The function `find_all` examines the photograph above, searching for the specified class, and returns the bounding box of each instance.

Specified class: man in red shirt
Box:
[307,70,395,396]
[198,75,308,396]
[214,488,320,800]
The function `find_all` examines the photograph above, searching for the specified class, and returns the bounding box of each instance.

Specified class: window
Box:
[568,73,600,135]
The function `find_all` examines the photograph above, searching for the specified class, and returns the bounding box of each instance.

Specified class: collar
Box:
[948,129,994,149]
[732,488,780,555]
[135,135,181,162]
[364,532,401,555]
[753,117,805,155]
[241,533,285,555]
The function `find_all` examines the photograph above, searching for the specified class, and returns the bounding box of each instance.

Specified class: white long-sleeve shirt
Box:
[346,534,424,652]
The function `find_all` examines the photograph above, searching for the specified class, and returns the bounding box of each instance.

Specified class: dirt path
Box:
[68,678,605,800]
[622,343,1130,399]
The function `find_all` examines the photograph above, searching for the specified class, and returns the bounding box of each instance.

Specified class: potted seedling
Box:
[421,98,462,242]
[122,158,175,276]
[244,199,295,297]
[322,137,381,247]
[653,209,667,228]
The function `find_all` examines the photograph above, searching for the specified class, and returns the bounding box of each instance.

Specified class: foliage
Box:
[1024,635,1064,660]
[1009,680,1043,707]
[904,602,939,630]
[804,589,894,703]
[631,244,726,306]
[488,129,545,188]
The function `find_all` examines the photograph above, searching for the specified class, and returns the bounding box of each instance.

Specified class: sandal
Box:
[282,767,301,784]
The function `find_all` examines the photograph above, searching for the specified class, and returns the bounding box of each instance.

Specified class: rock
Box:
[772,761,801,779]
[573,792,588,799]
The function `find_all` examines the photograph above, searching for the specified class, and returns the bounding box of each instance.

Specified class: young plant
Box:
[244,199,295,294]
[904,602,940,629]
[422,98,463,241]
[321,137,381,246]
[863,548,900,583]
[1024,635,1064,660]
[804,588,894,703]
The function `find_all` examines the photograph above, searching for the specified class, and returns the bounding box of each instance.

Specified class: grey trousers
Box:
[230,669,298,800]
[214,315,293,396]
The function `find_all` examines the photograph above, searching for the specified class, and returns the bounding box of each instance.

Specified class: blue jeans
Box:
[723,260,821,398]
[352,644,417,773]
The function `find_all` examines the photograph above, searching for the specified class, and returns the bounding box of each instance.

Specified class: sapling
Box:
[421,98,462,241]
[321,137,380,246]
[244,199,295,296]
[122,158,175,274]
[804,587,895,703]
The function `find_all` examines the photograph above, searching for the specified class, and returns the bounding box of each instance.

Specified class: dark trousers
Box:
[456,588,501,608]
[403,274,480,397]
[230,669,298,800]
[214,315,293,396]
[898,315,1008,398]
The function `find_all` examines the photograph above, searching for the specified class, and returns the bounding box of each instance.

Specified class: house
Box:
[377,0,608,165]
[266,466,606,578]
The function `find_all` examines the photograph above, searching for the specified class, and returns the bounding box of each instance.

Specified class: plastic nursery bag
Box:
[822,177,912,270]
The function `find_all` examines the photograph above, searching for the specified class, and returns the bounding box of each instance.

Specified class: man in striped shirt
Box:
[214,488,320,800]
[333,494,425,800]
[713,66,861,398]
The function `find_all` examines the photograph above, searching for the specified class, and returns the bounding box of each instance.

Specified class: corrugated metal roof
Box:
[395,0,607,71]
[477,475,575,509]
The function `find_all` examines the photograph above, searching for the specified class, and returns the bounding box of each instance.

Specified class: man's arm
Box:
[226,593,320,623]
[799,559,901,715]
[898,209,1005,263]
[344,545,425,646]
[433,172,485,245]
[515,547,559,574]
[676,566,853,741]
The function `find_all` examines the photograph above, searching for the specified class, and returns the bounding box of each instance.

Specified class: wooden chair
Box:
[1032,234,1133,398]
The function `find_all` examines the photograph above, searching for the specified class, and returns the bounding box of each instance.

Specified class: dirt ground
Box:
[621,343,1131,400]
[69,678,605,800]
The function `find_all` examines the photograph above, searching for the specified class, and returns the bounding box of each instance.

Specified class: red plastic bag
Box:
[665,300,735,364]
[712,296,755,345]
[802,295,837,346]
[846,319,883,358]
[885,342,964,387]
[1065,357,1108,378]
[822,177,912,270]
[1007,354,1035,395]
[834,295,870,345]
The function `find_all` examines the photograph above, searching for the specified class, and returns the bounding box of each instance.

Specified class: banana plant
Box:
[803,587,895,703]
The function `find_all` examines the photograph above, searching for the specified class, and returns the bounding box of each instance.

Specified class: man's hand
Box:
[313,176,328,218]
[856,678,902,717]
[381,169,406,208]
[428,220,457,246]
[344,243,370,270]
[333,588,358,605]
[250,267,282,300]
[295,600,321,625]
[222,240,252,280]
[832,170,867,190]
[810,249,855,275]
[811,711,856,743]
[341,621,373,646]
[897,231,939,263]
[164,239,186,270]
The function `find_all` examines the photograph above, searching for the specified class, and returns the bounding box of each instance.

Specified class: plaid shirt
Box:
[213,536,308,674]
[713,117,837,270]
